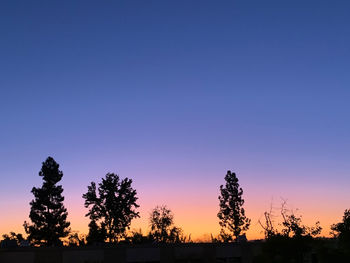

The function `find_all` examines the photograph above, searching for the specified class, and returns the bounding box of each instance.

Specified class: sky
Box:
[0,0,349,240]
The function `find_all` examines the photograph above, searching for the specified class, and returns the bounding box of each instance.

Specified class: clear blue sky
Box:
[0,1,349,238]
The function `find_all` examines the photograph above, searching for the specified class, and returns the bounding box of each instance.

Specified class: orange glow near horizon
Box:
[0,190,347,242]
[1,170,348,241]
[1,0,350,248]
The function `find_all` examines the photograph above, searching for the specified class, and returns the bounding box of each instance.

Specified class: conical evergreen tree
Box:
[217,170,250,241]
[24,157,70,246]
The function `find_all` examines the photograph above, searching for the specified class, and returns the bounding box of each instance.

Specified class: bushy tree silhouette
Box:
[24,157,70,246]
[331,209,350,253]
[217,170,250,241]
[83,173,139,243]
[259,200,321,240]
[86,219,107,245]
[1,232,24,246]
[149,205,183,243]
[127,228,151,244]
[256,201,322,263]
[280,201,322,239]
[67,231,86,247]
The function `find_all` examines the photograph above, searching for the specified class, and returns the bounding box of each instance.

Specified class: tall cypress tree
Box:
[217,170,250,241]
[24,157,70,246]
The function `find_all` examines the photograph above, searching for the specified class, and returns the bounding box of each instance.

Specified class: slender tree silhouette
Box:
[83,173,139,243]
[24,157,70,246]
[217,170,250,241]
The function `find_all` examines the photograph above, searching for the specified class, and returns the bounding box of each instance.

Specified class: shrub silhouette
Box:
[148,205,184,243]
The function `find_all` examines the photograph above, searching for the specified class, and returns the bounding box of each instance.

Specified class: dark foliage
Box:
[1,232,24,246]
[331,209,350,247]
[254,234,316,263]
[259,201,322,240]
[255,201,322,263]
[254,236,350,263]
[83,173,139,243]
[67,232,86,247]
[330,209,350,258]
[86,219,107,245]
[127,228,152,244]
[217,170,250,241]
[24,157,70,246]
[149,205,185,243]
[280,203,322,239]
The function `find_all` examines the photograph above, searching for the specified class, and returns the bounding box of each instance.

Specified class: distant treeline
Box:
[1,156,350,262]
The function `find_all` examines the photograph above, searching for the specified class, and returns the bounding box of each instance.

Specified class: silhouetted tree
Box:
[1,232,24,246]
[259,200,321,240]
[24,157,70,246]
[127,228,151,244]
[331,209,350,252]
[280,201,322,239]
[149,205,183,243]
[255,200,322,263]
[67,231,86,247]
[83,173,139,243]
[86,220,107,245]
[258,208,277,239]
[217,170,250,241]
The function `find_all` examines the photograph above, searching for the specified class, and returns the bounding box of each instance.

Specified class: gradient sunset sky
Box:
[1,1,349,240]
